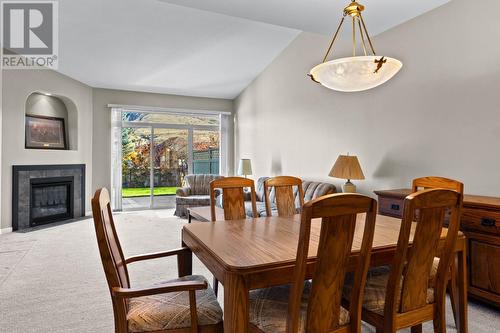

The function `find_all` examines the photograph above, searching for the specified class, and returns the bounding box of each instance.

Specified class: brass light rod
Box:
[319,1,376,64]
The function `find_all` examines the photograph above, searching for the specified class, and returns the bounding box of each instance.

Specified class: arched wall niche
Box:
[25,92,78,150]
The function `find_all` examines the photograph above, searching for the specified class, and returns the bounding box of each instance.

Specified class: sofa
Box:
[174,174,224,217]
[217,176,336,217]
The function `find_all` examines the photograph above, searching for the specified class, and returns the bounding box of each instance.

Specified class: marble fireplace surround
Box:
[12,164,85,231]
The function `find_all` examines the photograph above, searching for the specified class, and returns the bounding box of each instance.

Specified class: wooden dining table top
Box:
[182,213,461,273]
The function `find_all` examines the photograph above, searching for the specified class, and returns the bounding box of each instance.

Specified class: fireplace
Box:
[30,177,74,227]
[12,164,85,231]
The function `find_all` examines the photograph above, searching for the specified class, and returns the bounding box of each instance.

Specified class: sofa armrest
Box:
[176,187,191,197]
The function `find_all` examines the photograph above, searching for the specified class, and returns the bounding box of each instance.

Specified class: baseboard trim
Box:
[0,227,13,234]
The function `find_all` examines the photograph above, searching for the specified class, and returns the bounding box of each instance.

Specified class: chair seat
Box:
[249,282,350,333]
[127,275,223,332]
[343,266,434,315]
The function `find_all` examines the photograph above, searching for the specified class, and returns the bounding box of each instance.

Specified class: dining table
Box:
[180,210,468,333]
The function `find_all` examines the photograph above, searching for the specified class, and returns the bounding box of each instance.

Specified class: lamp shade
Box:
[329,155,365,180]
[309,56,402,92]
[237,159,252,176]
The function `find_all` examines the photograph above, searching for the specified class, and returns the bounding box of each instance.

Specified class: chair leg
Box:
[434,289,447,333]
[448,258,459,328]
[411,324,422,333]
[213,276,219,296]
[434,317,446,333]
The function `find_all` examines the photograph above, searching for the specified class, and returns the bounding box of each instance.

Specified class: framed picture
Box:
[25,115,67,150]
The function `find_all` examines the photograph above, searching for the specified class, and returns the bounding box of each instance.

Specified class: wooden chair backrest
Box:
[209,177,257,221]
[91,188,130,325]
[412,176,464,194]
[385,189,462,316]
[287,193,377,333]
[92,188,130,290]
[263,176,304,217]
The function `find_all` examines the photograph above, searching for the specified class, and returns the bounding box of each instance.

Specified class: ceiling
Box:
[160,0,451,36]
[57,0,451,99]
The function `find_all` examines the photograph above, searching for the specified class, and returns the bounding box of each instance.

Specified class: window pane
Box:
[193,130,220,174]
[122,111,219,126]
[121,127,151,210]
[152,128,188,193]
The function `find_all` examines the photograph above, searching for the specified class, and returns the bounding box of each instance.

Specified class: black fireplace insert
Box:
[30,176,74,227]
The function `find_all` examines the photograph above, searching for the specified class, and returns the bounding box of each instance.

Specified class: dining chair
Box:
[412,176,464,194]
[412,176,464,328]
[91,188,223,333]
[209,176,258,221]
[209,176,258,295]
[248,193,378,333]
[263,176,304,217]
[343,188,462,333]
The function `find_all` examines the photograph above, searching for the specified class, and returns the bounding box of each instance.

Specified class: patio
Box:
[122,195,176,210]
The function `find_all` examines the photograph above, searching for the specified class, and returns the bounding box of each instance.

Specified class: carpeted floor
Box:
[0,209,498,332]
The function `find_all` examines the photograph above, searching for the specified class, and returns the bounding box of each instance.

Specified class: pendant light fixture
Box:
[308,1,402,92]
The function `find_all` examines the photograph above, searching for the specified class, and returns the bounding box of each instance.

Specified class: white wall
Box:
[91,88,234,193]
[234,0,500,197]
[1,70,93,230]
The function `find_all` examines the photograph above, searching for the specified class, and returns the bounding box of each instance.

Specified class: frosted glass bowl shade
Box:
[309,56,402,92]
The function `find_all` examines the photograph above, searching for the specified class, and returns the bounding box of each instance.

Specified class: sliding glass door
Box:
[112,109,224,211]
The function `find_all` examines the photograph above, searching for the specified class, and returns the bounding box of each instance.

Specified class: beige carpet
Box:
[0,209,498,332]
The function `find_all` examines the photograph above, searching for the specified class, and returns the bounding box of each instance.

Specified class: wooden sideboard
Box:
[374,188,500,307]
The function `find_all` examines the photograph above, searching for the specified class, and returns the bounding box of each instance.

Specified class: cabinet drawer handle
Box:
[480,218,495,227]
[391,204,400,211]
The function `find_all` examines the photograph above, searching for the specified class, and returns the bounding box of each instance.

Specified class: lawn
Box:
[122,187,178,198]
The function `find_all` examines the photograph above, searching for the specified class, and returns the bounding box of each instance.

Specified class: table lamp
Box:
[329,154,365,193]
[238,159,252,178]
